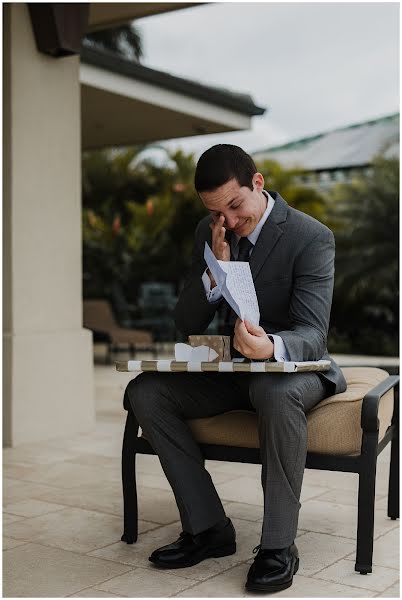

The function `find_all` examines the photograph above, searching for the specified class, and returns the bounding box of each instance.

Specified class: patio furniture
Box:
[120,366,399,575]
[83,299,155,362]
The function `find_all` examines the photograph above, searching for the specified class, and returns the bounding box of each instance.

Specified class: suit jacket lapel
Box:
[249,191,288,280]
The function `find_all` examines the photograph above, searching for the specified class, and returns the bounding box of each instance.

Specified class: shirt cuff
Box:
[267,334,290,362]
[201,269,223,303]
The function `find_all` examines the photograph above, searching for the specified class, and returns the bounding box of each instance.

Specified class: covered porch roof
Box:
[80,45,266,150]
[87,3,200,32]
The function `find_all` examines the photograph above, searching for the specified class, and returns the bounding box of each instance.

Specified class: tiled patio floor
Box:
[3,363,400,597]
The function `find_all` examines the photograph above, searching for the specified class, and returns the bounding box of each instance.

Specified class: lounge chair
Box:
[83,299,154,362]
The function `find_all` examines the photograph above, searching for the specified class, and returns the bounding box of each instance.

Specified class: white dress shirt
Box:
[201,191,289,362]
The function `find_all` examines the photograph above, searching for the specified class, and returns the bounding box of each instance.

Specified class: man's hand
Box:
[233,318,274,360]
[207,214,230,288]
[209,214,230,261]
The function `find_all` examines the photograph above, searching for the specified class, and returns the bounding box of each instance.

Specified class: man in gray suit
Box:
[126,144,346,592]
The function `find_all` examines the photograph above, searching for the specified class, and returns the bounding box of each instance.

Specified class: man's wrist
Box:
[253,336,275,362]
[266,335,275,361]
[207,268,217,289]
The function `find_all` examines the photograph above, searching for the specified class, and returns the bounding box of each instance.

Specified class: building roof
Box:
[80,44,266,117]
[87,3,199,32]
[252,113,399,171]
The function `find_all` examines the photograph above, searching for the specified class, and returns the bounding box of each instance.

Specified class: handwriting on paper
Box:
[204,242,260,325]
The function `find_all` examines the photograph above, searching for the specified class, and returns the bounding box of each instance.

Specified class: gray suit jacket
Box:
[174,190,346,394]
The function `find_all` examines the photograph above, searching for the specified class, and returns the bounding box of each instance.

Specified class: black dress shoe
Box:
[149,518,236,569]
[246,543,299,592]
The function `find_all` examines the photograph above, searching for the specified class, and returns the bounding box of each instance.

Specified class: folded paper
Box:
[204,242,260,325]
[174,343,218,362]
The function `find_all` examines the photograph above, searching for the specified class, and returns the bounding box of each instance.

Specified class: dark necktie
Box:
[222,237,254,341]
[236,236,254,262]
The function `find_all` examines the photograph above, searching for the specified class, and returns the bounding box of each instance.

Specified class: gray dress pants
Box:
[126,370,329,549]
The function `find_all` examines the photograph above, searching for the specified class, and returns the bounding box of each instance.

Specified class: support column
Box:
[3,3,94,446]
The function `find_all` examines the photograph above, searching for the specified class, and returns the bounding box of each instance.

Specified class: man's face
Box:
[199,174,266,237]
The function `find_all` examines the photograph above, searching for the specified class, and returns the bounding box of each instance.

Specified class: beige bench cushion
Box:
[185,367,394,456]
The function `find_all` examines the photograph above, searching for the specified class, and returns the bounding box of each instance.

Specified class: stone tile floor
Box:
[3,364,400,598]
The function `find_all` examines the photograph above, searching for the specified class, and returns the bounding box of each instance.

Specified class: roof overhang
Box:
[88,3,201,32]
[80,47,265,150]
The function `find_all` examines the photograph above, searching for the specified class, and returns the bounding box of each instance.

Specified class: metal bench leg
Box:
[355,430,379,574]
[388,382,399,520]
[121,408,139,544]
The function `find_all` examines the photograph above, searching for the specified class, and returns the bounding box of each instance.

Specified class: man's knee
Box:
[249,374,302,416]
[125,372,169,422]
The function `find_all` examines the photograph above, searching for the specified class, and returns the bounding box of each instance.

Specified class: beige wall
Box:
[3,4,95,446]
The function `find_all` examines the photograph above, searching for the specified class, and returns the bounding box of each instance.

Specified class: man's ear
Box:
[253,172,265,191]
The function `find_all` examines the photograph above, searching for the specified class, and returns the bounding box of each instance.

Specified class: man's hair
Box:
[194,144,257,192]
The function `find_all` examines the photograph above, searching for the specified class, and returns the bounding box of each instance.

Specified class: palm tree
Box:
[255,159,329,224]
[329,156,399,354]
[82,146,201,297]
[84,23,143,61]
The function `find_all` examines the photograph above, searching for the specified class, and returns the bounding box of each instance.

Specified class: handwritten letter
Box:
[204,242,260,325]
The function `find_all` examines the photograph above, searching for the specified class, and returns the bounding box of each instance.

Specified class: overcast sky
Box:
[136,1,399,158]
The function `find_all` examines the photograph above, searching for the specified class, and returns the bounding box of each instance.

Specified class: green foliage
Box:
[82,146,207,301]
[256,159,329,224]
[82,148,398,355]
[257,156,399,355]
[328,156,399,355]
[84,24,143,61]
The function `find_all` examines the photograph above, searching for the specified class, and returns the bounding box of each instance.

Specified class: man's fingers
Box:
[233,336,251,355]
[211,218,226,246]
[215,227,226,245]
[210,212,230,261]
[244,319,264,336]
[234,318,242,333]
[233,333,240,351]
[218,240,227,254]
[233,336,245,352]
[236,320,259,354]
[238,320,247,333]
[235,320,249,344]
[211,215,224,229]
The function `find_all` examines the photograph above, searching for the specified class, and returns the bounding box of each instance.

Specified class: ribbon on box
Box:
[188,335,231,362]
